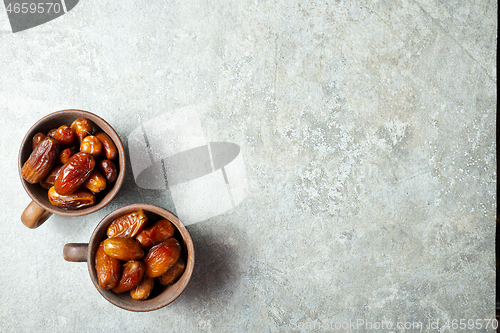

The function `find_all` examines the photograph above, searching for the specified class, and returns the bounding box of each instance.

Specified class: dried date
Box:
[98,159,118,184]
[143,238,181,278]
[48,186,95,209]
[157,257,185,285]
[103,237,145,261]
[80,135,103,158]
[49,125,75,147]
[54,152,95,195]
[106,210,148,238]
[32,132,46,150]
[39,165,62,190]
[112,261,145,293]
[70,118,93,143]
[95,241,121,290]
[21,137,60,184]
[136,219,175,249]
[59,147,76,165]
[83,169,107,193]
[95,132,117,160]
[130,275,155,300]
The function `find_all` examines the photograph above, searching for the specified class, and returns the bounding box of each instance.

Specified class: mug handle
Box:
[21,200,52,229]
[63,243,88,262]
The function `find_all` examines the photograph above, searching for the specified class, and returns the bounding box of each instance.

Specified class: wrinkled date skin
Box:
[158,257,186,285]
[112,261,145,293]
[71,118,93,143]
[83,169,107,193]
[136,219,175,249]
[103,237,145,261]
[144,238,181,278]
[80,135,103,158]
[95,132,117,160]
[106,210,148,238]
[95,242,121,290]
[32,132,46,150]
[48,186,95,209]
[130,275,155,300]
[54,152,95,195]
[40,165,62,190]
[98,159,118,184]
[49,125,75,147]
[22,137,60,184]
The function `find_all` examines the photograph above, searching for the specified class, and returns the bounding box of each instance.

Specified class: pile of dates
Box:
[95,210,186,300]
[21,118,118,209]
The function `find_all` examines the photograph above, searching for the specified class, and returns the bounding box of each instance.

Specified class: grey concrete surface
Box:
[0,0,496,332]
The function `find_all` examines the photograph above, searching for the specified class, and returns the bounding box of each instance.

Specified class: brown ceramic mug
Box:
[63,204,195,312]
[18,109,126,228]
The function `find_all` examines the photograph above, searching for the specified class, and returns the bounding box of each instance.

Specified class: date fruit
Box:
[49,125,75,147]
[112,261,145,293]
[144,238,181,278]
[54,152,95,195]
[158,257,186,285]
[40,165,62,190]
[130,275,155,300]
[80,135,103,158]
[32,132,46,150]
[98,159,118,184]
[136,219,175,248]
[95,132,117,160]
[103,237,145,261]
[59,147,76,165]
[22,137,60,184]
[48,186,95,209]
[71,118,93,143]
[83,169,107,193]
[47,128,57,138]
[95,241,121,290]
[106,210,148,238]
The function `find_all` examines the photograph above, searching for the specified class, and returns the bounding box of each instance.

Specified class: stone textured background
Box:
[0,0,496,332]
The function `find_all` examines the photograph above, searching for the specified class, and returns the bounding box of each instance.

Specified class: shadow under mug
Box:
[63,204,195,312]
[18,109,126,228]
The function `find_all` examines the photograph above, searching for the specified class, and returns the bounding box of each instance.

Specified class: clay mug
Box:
[63,204,195,312]
[18,109,126,228]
